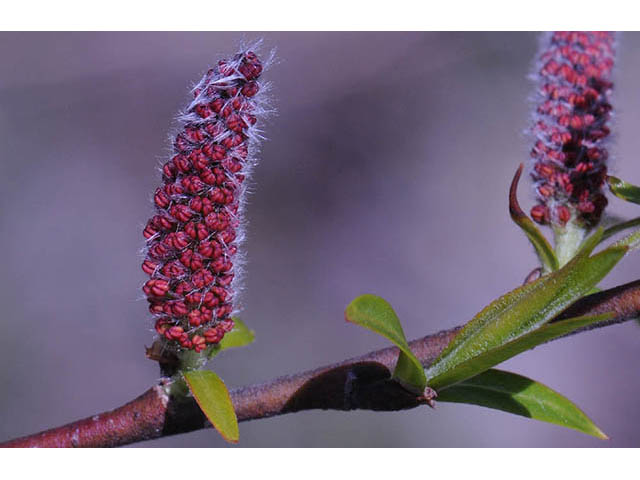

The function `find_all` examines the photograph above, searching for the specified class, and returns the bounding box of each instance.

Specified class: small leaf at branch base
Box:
[208,317,256,359]
[509,164,559,272]
[220,318,255,349]
[345,294,427,394]
[608,175,640,205]
[184,370,239,444]
[437,369,607,439]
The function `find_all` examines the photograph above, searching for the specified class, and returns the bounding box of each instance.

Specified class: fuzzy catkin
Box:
[529,31,615,228]
[141,50,264,352]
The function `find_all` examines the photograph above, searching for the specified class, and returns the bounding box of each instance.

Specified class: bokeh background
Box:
[1,32,640,447]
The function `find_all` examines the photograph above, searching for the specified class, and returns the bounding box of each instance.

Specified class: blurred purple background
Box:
[1,32,640,447]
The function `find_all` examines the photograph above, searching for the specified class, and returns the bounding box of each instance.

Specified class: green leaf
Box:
[608,175,640,204]
[345,294,427,394]
[438,369,607,439]
[427,312,613,390]
[208,318,256,359]
[220,318,255,348]
[184,370,239,444]
[509,164,559,272]
[425,230,626,390]
[601,217,640,244]
[611,228,640,253]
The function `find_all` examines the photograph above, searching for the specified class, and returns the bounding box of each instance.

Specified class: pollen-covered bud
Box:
[141,48,267,353]
[529,32,615,228]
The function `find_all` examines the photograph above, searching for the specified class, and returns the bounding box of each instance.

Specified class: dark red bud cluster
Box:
[142,51,263,352]
[529,31,615,228]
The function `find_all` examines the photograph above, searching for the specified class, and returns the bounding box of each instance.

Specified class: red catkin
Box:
[529,32,615,228]
[142,49,266,351]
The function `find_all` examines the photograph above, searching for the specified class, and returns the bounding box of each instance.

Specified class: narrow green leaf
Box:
[608,175,640,204]
[576,225,603,255]
[438,369,607,439]
[612,228,640,253]
[509,164,559,272]
[601,217,640,243]
[345,294,427,394]
[427,312,613,390]
[425,231,626,390]
[208,317,256,359]
[184,370,239,443]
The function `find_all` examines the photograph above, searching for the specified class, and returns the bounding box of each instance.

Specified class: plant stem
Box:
[3,279,640,448]
[554,220,587,267]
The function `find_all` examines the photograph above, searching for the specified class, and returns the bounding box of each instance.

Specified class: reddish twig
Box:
[3,280,640,448]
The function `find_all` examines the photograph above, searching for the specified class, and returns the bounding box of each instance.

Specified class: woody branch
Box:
[2,279,640,448]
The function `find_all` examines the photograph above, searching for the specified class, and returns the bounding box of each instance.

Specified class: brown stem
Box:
[3,280,640,448]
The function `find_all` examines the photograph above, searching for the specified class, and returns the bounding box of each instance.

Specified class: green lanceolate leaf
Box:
[425,230,626,390]
[427,312,613,390]
[184,370,239,443]
[345,294,427,394]
[438,369,607,439]
[601,217,640,244]
[509,164,559,272]
[208,318,256,359]
[608,175,640,205]
[612,228,640,253]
